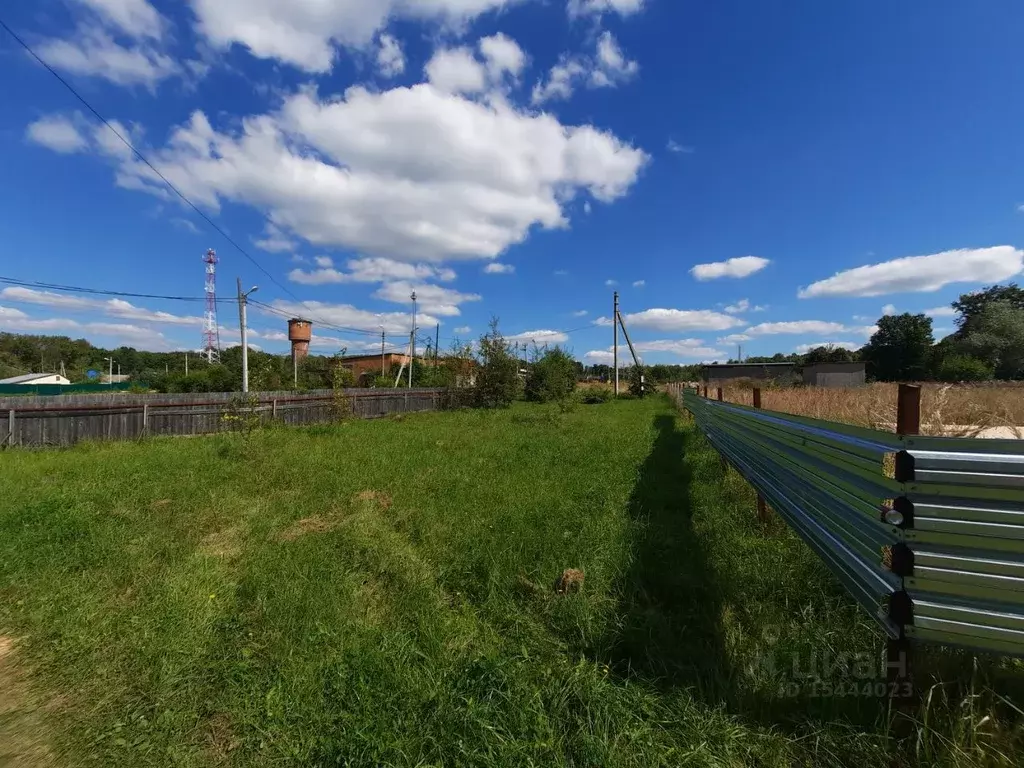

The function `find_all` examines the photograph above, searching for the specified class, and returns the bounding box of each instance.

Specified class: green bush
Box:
[937,354,994,382]
[525,346,577,404]
[475,318,521,408]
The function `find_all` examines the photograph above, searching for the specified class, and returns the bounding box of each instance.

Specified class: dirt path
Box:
[0,636,56,767]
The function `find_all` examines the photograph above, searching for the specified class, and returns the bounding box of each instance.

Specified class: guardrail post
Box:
[752,388,769,525]
[888,383,920,707]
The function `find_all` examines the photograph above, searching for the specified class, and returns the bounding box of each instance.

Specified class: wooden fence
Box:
[0,388,446,448]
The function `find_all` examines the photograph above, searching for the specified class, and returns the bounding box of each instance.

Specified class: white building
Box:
[0,373,72,386]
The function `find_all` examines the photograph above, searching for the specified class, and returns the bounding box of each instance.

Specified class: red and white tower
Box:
[201,248,221,363]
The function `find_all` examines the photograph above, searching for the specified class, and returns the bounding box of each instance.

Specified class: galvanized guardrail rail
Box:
[682,387,1024,660]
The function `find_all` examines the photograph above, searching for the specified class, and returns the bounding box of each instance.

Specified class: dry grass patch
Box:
[715,382,1024,434]
[0,636,56,767]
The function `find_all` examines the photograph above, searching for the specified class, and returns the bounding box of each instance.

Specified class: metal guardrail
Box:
[683,389,1024,658]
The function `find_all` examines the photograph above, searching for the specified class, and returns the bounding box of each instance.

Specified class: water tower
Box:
[288,318,312,365]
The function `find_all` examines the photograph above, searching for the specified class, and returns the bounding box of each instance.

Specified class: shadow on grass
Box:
[605,412,731,701]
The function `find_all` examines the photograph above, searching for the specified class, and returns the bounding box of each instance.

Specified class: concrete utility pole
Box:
[435,323,439,366]
[104,357,115,386]
[613,291,619,395]
[237,278,259,393]
[408,291,417,389]
[381,329,386,377]
[184,352,188,376]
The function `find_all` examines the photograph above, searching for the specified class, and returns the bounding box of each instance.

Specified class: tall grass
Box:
[0,397,1021,766]
[715,381,1024,436]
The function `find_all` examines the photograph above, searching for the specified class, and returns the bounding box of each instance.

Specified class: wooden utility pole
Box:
[435,323,440,366]
[616,309,643,394]
[613,291,619,395]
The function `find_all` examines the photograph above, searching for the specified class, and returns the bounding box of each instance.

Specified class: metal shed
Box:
[801,362,866,387]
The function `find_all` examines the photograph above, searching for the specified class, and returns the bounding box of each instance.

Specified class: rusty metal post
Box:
[752,388,769,524]
[896,383,921,436]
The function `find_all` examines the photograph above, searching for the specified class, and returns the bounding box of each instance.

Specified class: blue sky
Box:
[2,0,1024,365]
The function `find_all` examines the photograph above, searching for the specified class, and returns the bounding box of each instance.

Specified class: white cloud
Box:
[583,349,625,366]
[666,139,694,154]
[37,25,178,88]
[41,75,647,263]
[373,281,481,316]
[691,256,771,281]
[798,246,1024,298]
[189,0,530,73]
[618,308,742,332]
[794,341,860,354]
[289,257,457,285]
[632,280,645,288]
[252,223,298,253]
[454,326,472,334]
[633,339,725,359]
[583,201,592,214]
[532,31,638,103]
[267,299,440,336]
[724,298,750,314]
[572,310,588,317]
[74,0,164,39]
[425,46,487,94]
[568,0,645,18]
[0,305,171,350]
[483,262,515,274]
[594,316,614,326]
[881,303,896,316]
[554,269,569,276]
[718,333,752,344]
[376,33,405,78]
[605,279,618,286]
[0,287,201,326]
[171,217,201,234]
[26,115,88,154]
[925,306,957,317]
[479,33,526,81]
[745,320,849,336]
[508,329,570,345]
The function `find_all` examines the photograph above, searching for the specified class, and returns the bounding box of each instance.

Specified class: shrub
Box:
[525,346,577,404]
[475,319,521,408]
[937,354,994,383]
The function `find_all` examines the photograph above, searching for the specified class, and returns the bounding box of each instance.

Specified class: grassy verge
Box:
[0,396,1021,766]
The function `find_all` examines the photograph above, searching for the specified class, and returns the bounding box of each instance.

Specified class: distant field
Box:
[713,382,1024,437]
[1,397,1022,766]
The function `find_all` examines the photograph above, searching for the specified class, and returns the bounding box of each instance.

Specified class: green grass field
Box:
[1,396,1022,766]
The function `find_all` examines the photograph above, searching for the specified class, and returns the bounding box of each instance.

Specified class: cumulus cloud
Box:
[568,0,645,18]
[376,33,405,77]
[572,310,588,317]
[881,303,896,316]
[925,306,957,317]
[483,262,515,274]
[798,247,1024,298]
[508,329,570,345]
[618,308,742,332]
[32,70,647,263]
[584,338,724,364]
[289,257,457,285]
[691,256,770,281]
[605,279,618,286]
[718,333,753,344]
[632,280,645,288]
[0,286,202,326]
[26,115,88,153]
[74,0,165,39]
[189,0,526,72]
[0,304,171,350]
[373,281,481,316]
[532,31,638,103]
[425,46,487,94]
[454,325,471,334]
[744,320,849,336]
